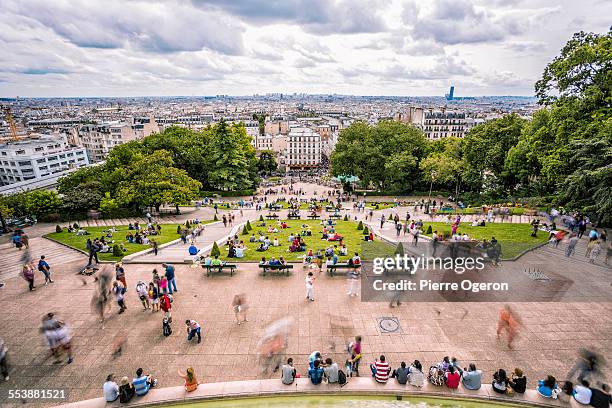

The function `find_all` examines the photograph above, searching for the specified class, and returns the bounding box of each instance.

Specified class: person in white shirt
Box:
[573,380,593,405]
[306,272,315,301]
[103,374,120,402]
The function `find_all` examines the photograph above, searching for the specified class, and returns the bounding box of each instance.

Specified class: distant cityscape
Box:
[0,89,538,194]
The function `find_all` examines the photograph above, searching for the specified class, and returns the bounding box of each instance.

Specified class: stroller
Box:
[428,365,445,386]
[162,317,172,337]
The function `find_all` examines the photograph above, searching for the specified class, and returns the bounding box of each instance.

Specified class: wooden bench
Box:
[329,213,342,219]
[327,263,360,277]
[266,214,280,220]
[259,263,294,276]
[202,263,237,277]
[307,214,320,220]
[287,213,301,220]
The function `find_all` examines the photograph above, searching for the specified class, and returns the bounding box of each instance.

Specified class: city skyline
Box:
[0,0,610,98]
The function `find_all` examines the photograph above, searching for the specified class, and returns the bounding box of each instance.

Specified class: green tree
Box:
[257,150,277,175]
[208,120,258,191]
[462,114,526,193]
[99,192,119,215]
[535,30,612,105]
[61,181,104,213]
[25,190,62,217]
[210,241,221,258]
[115,150,202,212]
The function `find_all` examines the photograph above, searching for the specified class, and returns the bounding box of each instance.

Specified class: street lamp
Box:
[426,171,436,214]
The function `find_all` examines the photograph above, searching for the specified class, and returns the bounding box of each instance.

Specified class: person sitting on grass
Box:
[249,234,256,243]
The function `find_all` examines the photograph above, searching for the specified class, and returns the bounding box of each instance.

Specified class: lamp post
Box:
[426,171,436,214]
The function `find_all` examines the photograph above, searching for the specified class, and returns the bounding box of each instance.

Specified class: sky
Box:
[0,0,610,97]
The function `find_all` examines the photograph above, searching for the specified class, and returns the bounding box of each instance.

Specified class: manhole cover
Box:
[377,317,401,333]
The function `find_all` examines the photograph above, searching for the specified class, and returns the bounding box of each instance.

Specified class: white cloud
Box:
[0,0,610,96]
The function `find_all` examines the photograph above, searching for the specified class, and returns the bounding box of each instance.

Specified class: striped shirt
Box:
[374,360,391,383]
[133,375,150,396]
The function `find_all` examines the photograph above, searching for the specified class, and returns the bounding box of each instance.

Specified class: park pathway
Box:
[0,237,87,282]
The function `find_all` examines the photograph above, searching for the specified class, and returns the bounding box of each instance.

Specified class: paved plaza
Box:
[0,183,610,406]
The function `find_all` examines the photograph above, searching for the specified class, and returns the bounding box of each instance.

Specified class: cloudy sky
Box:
[0,0,609,97]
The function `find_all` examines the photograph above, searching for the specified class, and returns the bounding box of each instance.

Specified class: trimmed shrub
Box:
[388,213,393,220]
[177,225,182,234]
[241,226,248,235]
[185,221,191,229]
[259,215,264,222]
[55,225,62,233]
[357,221,364,230]
[394,242,405,256]
[112,244,122,257]
[343,214,348,221]
[426,225,432,234]
[214,214,219,221]
[246,220,253,231]
[363,226,369,235]
[210,241,221,258]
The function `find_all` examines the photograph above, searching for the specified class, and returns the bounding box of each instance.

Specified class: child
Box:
[159,275,168,294]
[306,272,315,301]
[136,281,150,310]
[148,282,159,312]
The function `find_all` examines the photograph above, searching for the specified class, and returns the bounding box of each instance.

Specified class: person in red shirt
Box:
[160,294,172,322]
[370,355,391,383]
[445,366,461,389]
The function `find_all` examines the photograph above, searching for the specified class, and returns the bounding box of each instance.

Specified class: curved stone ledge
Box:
[57,378,578,408]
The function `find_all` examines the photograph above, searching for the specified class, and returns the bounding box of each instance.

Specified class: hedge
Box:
[200,190,255,197]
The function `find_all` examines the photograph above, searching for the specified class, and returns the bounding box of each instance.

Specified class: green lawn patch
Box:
[420,222,548,259]
[222,219,374,262]
[366,202,396,210]
[45,221,213,262]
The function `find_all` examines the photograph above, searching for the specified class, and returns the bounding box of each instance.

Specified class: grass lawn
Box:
[45,222,213,262]
[226,219,376,262]
[420,222,548,259]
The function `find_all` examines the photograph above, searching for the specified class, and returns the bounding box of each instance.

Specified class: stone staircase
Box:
[0,237,87,282]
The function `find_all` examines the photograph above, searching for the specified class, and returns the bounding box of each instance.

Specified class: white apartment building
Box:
[0,135,89,186]
[286,127,321,169]
[395,107,466,139]
[79,117,159,162]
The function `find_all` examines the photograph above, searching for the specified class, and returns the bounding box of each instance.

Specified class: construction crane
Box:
[1,105,21,141]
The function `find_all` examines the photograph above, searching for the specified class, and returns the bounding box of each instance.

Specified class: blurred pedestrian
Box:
[22,261,35,291]
[0,338,9,381]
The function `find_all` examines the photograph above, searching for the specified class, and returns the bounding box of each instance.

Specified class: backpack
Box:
[338,370,347,386]
[119,385,133,403]
[163,318,172,337]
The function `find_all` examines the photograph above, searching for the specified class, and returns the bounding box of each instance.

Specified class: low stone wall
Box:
[58,377,574,408]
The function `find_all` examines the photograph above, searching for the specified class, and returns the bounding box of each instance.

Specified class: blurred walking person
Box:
[232,294,248,325]
[0,338,9,381]
[22,261,35,291]
[496,305,521,349]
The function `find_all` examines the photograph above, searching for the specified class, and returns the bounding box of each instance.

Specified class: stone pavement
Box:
[0,257,609,406]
